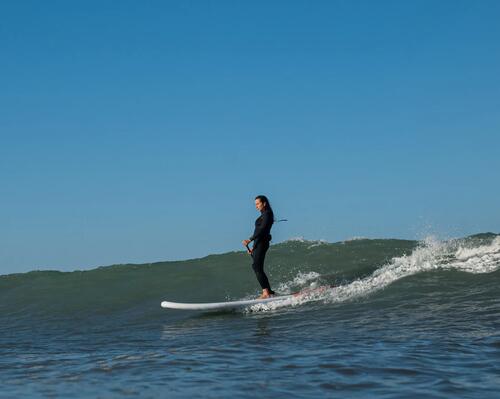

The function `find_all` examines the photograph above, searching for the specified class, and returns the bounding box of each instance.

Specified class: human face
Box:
[255,198,266,212]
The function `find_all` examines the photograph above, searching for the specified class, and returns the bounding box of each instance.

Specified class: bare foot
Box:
[258,289,274,299]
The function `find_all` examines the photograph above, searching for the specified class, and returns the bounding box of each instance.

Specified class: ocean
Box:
[1,233,499,398]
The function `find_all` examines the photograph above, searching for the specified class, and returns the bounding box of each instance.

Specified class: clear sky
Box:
[1,0,499,274]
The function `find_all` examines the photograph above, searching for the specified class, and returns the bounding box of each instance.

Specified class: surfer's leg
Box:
[251,243,272,291]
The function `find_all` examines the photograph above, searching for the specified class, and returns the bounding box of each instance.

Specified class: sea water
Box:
[1,234,499,398]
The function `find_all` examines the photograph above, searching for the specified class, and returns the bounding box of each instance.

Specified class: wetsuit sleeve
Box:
[249,212,273,242]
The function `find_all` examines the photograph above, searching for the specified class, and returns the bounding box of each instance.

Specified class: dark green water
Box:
[1,234,499,398]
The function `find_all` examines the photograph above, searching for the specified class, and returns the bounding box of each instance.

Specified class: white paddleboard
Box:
[161,294,295,311]
[161,286,331,311]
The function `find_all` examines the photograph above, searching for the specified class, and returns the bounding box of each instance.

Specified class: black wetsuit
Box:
[249,209,274,291]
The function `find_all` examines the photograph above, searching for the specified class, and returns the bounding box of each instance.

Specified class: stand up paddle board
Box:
[161,294,294,311]
[161,286,331,311]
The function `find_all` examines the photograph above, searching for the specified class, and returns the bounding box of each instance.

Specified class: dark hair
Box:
[255,195,274,215]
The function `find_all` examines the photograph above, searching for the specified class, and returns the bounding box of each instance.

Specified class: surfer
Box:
[242,195,276,299]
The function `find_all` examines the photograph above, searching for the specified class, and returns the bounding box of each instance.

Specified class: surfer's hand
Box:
[247,248,253,255]
[242,239,251,246]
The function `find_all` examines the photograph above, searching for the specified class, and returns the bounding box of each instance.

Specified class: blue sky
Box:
[1,1,499,274]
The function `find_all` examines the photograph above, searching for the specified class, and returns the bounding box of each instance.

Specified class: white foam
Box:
[283,237,328,247]
[447,236,500,273]
[247,236,500,312]
[274,271,321,294]
[328,236,500,304]
[243,272,324,312]
[307,240,328,249]
[285,237,307,243]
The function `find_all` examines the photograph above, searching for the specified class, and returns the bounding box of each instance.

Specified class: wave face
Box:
[1,233,499,322]
[2,233,500,398]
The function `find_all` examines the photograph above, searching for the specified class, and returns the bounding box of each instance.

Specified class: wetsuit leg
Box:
[251,241,271,290]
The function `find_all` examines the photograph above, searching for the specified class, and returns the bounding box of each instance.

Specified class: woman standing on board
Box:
[242,195,276,299]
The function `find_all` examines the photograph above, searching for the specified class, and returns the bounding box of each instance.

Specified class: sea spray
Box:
[247,234,500,312]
